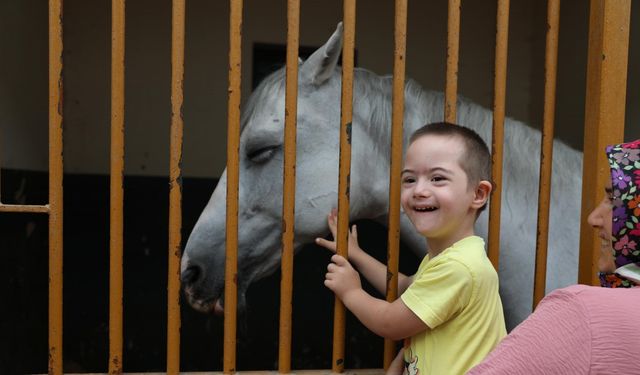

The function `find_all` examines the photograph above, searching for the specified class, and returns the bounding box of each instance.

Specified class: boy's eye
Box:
[431,176,446,182]
[402,176,416,184]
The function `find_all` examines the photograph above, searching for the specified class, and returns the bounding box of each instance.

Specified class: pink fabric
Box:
[467,284,640,374]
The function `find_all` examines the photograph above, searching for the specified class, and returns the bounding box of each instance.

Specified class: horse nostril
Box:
[181,264,201,285]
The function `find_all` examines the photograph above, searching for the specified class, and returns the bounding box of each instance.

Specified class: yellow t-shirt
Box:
[400,236,506,375]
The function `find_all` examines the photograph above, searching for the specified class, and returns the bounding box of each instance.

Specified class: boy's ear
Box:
[471,180,492,210]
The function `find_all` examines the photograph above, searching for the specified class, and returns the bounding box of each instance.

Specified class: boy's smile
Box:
[401,134,486,256]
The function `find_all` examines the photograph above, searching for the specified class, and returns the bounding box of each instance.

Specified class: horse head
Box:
[180,23,389,314]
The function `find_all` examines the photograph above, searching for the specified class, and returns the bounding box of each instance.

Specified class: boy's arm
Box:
[316,210,413,295]
[325,254,427,340]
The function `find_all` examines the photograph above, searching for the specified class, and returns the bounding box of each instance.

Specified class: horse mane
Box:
[352,68,445,154]
[240,68,287,133]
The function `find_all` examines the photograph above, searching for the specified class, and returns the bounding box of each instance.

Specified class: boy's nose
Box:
[413,180,431,198]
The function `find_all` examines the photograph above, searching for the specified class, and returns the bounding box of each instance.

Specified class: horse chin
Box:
[183,287,220,315]
[184,286,249,317]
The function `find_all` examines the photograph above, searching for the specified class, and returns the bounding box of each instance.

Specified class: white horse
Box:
[181,23,583,330]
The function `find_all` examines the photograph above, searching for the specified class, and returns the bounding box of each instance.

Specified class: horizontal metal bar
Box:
[32,370,386,375]
[0,203,50,213]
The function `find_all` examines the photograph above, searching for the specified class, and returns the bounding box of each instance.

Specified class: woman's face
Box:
[587,181,616,273]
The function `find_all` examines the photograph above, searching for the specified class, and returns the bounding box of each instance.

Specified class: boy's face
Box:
[401,135,480,244]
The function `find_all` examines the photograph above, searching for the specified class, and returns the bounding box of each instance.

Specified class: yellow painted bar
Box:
[383,0,407,369]
[110,0,125,373]
[167,0,185,373]
[0,204,50,213]
[225,0,243,373]
[47,370,387,375]
[333,0,356,372]
[48,0,64,373]
[444,0,460,123]
[532,0,560,308]
[487,0,509,270]
[278,0,300,373]
[579,0,630,286]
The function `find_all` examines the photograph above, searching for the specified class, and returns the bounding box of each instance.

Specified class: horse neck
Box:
[352,69,441,157]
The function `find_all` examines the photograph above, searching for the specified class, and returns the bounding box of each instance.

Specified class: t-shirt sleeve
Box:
[400,259,472,329]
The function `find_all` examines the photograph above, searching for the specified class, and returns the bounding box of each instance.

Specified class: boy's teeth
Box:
[416,206,436,212]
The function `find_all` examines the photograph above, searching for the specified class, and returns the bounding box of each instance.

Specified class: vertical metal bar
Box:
[48,0,64,373]
[278,0,300,373]
[333,0,356,372]
[224,0,243,373]
[167,0,185,373]
[487,0,509,269]
[533,0,560,308]
[444,0,461,123]
[579,0,630,286]
[383,0,407,369]
[110,0,125,373]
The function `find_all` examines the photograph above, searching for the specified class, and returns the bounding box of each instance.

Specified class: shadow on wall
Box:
[0,169,418,373]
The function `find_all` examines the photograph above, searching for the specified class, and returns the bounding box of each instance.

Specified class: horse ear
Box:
[300,22,343,86]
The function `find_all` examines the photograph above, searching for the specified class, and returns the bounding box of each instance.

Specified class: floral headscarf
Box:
[599,139,640,288]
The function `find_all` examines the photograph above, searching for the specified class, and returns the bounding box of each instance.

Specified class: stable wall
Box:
[2,0,638,178]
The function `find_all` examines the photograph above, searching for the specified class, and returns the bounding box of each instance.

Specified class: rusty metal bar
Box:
[333,0,356,372]
[0,204,50,213]
[383,0,407,369]
[167,0,185,373]
[579,0,630,286]
[52,370,387,375]
[110,0,125,373]
[224,0,243,373]
[48,0,64,373]
[533,0,560,308]
[444,0,461,123]
[278,0,300,373]
[487,0,509,269]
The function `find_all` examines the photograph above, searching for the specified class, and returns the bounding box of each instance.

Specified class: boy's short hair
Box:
[409,122,492,212]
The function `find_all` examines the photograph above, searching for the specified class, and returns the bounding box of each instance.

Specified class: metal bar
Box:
[224,0,243,373]
[487,0,510,270]
[333,0,356,372]
[0,204,50,213]
[383,0,407,369]
[444,0,461,123]
[579,0,630,285]
[110,0,125,373]
[278,0,300,373]
[40,370,387,375]
[48,0,64,373]
[167,0,185,373]
[533,0,560,309]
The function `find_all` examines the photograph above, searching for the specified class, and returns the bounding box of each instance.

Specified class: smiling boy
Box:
[316,122,506,375]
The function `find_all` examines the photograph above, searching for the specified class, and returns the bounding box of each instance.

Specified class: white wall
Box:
[1,0,638,177]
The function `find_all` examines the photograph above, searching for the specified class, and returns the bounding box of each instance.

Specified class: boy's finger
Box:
[315,238,336,252]
[331,254,347,265]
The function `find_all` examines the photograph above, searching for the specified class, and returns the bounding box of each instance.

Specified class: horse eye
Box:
[247,146,277,163]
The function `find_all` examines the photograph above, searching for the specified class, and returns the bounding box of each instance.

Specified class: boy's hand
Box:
[315,208,363,257]
[386,349,406,375]
[324,254,362,299]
